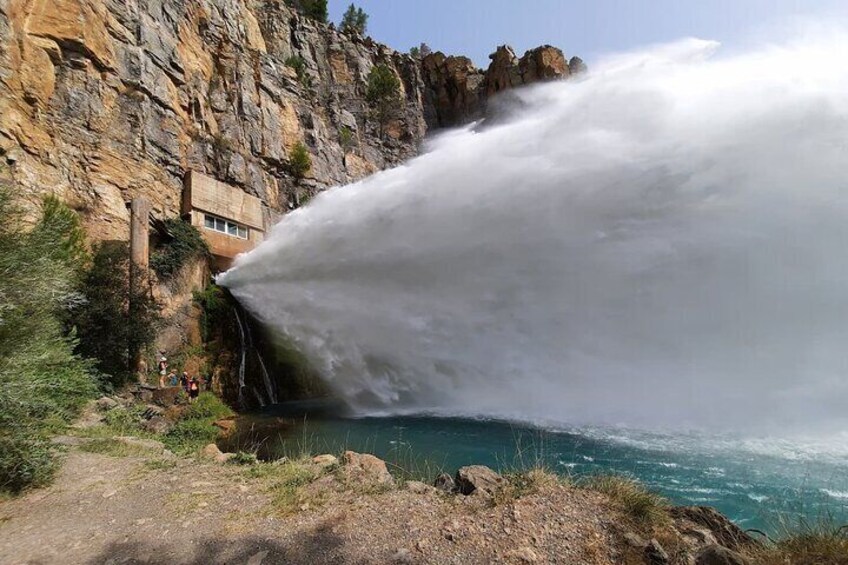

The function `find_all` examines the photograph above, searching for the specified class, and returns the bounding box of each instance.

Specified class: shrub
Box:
[0,185,98,493]
[150,218,209,280]
[193,284,230,343]
[340,3,367,34]
[288,141,312,181]
[163,392,233,454]
[182,391,234,421]
[339,126,356,153]
[366,64,402,135]
[284,55,311,88]
[72,241,161,387]
[285,0,327,22]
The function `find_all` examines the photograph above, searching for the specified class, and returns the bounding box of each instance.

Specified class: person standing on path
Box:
[157,356,168,389]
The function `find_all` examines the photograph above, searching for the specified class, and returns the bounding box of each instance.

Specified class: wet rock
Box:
[433,473,456,493]
[645,539,670,565]
[695,545,750,565]
[342,451,394,484]
[455,465,504,496]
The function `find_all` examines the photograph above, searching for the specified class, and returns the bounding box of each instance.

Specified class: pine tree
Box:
[289,141,312,180]
[366,64,402,137]
[340,3,368,35]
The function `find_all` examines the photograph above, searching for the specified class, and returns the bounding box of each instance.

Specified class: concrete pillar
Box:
[129,198,151,271]
[129,198,151,382]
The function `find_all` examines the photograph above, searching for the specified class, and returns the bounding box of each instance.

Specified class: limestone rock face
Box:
[421,44,583,128]
[0,0,427,239]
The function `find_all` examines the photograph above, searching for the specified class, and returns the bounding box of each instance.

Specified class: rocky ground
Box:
[0,398,761,565]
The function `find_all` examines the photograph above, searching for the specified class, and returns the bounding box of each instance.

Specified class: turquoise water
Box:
[222,403,848,534]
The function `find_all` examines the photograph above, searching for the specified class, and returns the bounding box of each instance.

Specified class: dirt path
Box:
[0,445,621,565]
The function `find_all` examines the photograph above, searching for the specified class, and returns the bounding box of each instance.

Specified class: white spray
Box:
[220,34,848,435]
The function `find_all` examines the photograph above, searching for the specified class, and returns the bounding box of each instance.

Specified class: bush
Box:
[285,0,327,22]
[288,141,312,181]
[164,392,233,454]
[284,55,311,88]
[340,3,367,34]
[150,217,209,280]
[72,241,161,387]
[193,284,230,343]
[0,185,98,493]
[366,64,402,135]
[339,126,356,153]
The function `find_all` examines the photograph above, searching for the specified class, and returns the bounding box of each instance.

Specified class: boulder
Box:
[671,507,759,552]
[644,539,670,565]
[151,387,184,407]
[454,465,504,496]
[96,396,119,411]
[434,473,455,493]
[342,451,393,484]
[695,545,750,565]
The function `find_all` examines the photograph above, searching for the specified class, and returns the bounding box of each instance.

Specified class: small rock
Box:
[645,539,670,565]
[433,473,455,493]
[623,532,647,548]
[140,416,170,435]
[342,451,393,484]
[508,546,539,563]
[695,545,750,565]
[405,481,433,494]
[96,396,119,411]
[454,465,504,496]
[201,443,232,463]
[311,454,339,468]
[392,548,413,563]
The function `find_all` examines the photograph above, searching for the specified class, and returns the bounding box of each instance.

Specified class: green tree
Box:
[284,55,311,88]
[339,126,356,154]
[366,64,402,136]
[284,0,328,22]
[289,141,312,181]
[0,186,98,492]
[340,3,368,35]
[410,43,432,59]
[72,241,160,387]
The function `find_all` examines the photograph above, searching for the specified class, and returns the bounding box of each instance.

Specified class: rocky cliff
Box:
[0,0,582,241]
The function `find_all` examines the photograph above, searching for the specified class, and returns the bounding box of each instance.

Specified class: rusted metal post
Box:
[129,198,151,382]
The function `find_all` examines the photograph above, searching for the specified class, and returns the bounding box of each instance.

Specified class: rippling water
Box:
[221,404,848,534]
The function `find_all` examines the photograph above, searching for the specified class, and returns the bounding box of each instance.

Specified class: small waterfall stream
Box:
[232,303,278,408]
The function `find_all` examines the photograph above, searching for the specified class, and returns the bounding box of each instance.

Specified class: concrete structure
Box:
[128,197,151,380]
[181,171,265,270]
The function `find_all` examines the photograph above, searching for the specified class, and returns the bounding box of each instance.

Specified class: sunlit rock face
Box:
[0,0,579,242]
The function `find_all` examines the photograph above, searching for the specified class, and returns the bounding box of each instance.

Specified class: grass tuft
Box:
[78,438,156,458]
[582,474,670,526]
[753,518,848,565]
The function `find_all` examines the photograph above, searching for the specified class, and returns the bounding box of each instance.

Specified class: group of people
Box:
[157,355,205,403]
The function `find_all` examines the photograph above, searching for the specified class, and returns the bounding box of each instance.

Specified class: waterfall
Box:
[233,308,247,407]
[220,32,848,436]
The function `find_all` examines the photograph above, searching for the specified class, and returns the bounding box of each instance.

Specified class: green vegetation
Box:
[754,518,848,565]
[285,0,328,22]
[228,451,259,465]
[288,141,312,181]
[409,43,432,59]
[284,55,311,88]
[150,217,209,280]
[78,438,157,458]
[72,241,161,387]
[339,125,356,153]
[245,457,322,515]
[163,392,233,454]
[340,3,368,35]
[582,474,670,526]
[366,64,402,136]
[0,186,98,493]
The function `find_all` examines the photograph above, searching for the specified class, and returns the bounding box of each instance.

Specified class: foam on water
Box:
[220,30,848,449]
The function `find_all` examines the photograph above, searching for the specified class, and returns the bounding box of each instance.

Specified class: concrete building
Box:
[181,170,265,270]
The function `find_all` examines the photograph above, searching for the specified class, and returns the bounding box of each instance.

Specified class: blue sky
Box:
[327,0,848,66]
